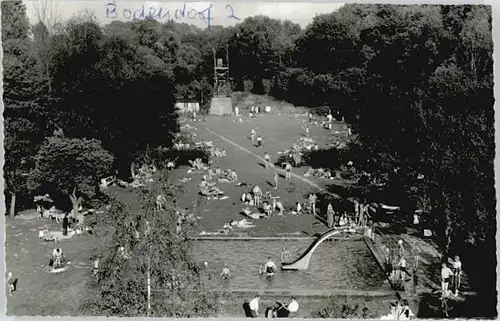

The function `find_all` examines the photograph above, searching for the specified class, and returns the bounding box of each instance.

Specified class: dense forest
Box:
[3,2,495,315]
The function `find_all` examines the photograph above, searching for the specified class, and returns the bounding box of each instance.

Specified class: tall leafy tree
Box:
[2,0,46,216]
[27,137,114,215]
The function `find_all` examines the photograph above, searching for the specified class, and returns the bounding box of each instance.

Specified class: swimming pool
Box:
[191,239,388,291]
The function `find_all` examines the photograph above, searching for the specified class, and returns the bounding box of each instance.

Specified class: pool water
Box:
[191,239,387,291]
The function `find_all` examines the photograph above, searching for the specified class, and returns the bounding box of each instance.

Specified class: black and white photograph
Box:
[2,0,496,318]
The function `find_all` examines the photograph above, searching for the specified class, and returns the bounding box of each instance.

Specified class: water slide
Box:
[281,228,341,270]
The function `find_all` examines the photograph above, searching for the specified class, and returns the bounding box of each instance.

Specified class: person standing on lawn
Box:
[253,185,262,206]
[441,262,453,297]
[398,239,405,257]
[398,255,410,282]
[450,255,462,296]
[274,171,279,190]
[264,152,271,169]
[257,135,262,148]
[284,297,299,317]
[285,162,292,181]
[251,128,256,141]
[249,295,260,317]
[327,203,335,228]
[309,193,317,215]
[62,214,69,236]
[327,112,333,123]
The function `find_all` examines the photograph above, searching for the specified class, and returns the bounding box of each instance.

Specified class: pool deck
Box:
[364,232,477,316]
[189,236,315,241]
[203,288,395,297]
[188,235,364,241]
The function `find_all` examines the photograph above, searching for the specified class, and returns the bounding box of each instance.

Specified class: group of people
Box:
[249,106,262,118]
[326,203,353,228]
[204,167,239,184]
[247,295,300,318]
[384,240,463,299]
[441,255,462,297]
[353,199,371,228]
[381,299,416,320]
[262,199,286,216]
[250,128,263,148]
[383,240,412,287]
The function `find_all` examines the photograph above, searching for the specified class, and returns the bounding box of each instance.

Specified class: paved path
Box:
[203,288,395,297]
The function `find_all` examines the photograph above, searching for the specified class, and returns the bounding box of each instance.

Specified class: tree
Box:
[28,137,114,214]
[48,17,180,179]
[30,0,63,34]
[228,16,301,92]
[82,172,223,317]
[2,0,47,216]
[2,0,30,57]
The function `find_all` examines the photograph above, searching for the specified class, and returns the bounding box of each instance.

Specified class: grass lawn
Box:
[171,112,354,237]
[5,211,99,315]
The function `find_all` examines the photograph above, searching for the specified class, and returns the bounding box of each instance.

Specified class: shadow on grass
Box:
[301,149,343,170]
[145,148,211,170]
[416,292,488,319]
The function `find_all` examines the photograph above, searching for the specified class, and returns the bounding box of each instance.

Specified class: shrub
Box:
[312,296,378,319]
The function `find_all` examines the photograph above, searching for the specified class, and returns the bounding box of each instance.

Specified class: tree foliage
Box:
[83,173,222,317]
[28,136,114,206]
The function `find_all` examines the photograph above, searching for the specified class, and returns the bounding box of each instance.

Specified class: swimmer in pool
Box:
[281,247,291,262]
[220,265,231,279]
[263,257,277,275]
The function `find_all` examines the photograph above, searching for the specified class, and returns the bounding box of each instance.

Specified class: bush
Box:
[311,106,331,115]
[243,79,254,93]
[312,297,378,319]
[262,79,271,95]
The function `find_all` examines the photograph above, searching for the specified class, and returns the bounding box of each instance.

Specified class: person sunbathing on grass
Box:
[272,199,285,215]
[263,202,273,217]
[229,170,238,182]
[296,202,303,214]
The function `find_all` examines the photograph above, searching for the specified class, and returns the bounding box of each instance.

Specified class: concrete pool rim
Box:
[188,235,365,241]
